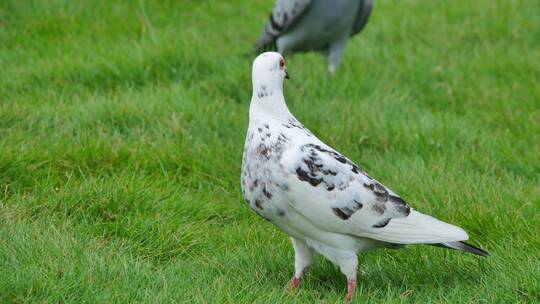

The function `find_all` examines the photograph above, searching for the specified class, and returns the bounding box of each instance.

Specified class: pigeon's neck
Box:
[250,81,292,122]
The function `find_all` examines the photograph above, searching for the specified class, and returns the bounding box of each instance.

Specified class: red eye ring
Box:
[279,58,285,68]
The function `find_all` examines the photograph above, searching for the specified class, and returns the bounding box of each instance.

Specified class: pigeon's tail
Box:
[363,210,470,244]
[254,38,277,54]
[253,23,278,54]
[438,241,489,257]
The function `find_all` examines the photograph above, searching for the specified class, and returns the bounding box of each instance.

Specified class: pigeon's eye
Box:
[279,59,285,68]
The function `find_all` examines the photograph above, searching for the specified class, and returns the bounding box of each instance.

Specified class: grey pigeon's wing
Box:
[351,0,374,37]
[254,0,312,51]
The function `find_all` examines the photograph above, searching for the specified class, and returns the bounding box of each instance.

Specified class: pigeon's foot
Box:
[345,279,356,303]
[328,64,337,75]
[286,276,300,293]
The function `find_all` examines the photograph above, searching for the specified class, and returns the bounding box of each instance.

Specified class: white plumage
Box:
[240,52,488,302]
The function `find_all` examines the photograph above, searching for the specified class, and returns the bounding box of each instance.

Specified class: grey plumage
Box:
[254,0,374,73]
[351,0,373,36]
[255,0,312,50]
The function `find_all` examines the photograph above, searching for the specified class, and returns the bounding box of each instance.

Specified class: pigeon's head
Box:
[252,52,289,97]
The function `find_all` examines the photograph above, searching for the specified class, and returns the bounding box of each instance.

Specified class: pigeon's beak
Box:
[284,67,290,80]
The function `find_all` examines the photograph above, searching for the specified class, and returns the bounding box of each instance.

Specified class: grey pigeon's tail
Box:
[439,241,489,257]
[254,36,277,54]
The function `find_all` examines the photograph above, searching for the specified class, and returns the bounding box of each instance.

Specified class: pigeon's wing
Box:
[254,0,312,52]
[280,142,468,244]
[351,0,374,37]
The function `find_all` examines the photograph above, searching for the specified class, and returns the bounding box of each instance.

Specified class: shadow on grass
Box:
[289,250,486,297]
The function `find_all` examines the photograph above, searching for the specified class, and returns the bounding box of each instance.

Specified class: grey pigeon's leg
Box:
[326,36,349,74]
[286,237,314,292]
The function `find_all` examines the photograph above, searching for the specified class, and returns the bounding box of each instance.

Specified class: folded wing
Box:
[280,142,468,244]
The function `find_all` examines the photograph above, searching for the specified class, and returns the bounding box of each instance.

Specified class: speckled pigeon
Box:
[240,52,488,302]
[254,0,374,73]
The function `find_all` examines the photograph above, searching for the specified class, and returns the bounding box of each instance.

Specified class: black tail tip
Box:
[443,241,490,257]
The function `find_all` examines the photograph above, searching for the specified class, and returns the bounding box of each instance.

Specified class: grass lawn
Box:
[1,0,539,302]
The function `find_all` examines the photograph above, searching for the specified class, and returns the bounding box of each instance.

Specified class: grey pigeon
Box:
[255,0,374,73]
[241,52,489,302]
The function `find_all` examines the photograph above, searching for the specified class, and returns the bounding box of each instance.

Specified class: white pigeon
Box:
[254,0,374,73]
[241,52,488,302]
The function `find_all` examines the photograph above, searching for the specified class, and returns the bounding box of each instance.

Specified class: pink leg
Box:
[345,279,356,303]
[286,276,300,293]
